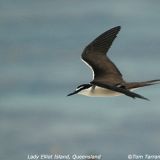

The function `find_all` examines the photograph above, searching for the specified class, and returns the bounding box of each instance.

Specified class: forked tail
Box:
[126,79,160,90]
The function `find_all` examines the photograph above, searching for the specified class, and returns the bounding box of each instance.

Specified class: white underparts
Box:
[78,86,123,97]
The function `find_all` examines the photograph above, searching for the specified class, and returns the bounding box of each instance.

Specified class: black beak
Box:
[67,84,91,96]
[67,90,78,96]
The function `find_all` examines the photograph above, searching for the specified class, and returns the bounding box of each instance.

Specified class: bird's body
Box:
[78,86,123,97]
[68,26,160,100]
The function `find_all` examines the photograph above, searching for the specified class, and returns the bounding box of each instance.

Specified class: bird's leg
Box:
[91,85,95,93]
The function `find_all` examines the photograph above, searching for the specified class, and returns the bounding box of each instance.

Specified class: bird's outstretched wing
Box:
[91,81,149,101]
[81,26,123,84]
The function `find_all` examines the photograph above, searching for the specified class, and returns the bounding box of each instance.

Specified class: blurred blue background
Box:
[0,0,160,159]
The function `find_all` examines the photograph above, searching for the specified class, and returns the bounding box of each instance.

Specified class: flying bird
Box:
[67,26,160,100]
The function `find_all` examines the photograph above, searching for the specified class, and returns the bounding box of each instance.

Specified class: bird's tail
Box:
[126,79,160,90]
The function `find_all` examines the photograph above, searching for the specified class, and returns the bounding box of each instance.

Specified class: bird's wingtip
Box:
[115,26,121,30]
[118,26,121,31]
[143,97,150,101]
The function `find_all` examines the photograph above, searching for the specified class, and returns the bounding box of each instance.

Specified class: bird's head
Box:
[67,84,92,96]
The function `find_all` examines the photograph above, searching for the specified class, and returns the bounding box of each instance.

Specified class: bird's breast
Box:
[78,86,122,97]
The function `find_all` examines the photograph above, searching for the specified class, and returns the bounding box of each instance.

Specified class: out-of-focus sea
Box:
[0,0,160,159]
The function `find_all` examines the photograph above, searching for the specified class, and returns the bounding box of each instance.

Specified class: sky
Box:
[0,0,160,160]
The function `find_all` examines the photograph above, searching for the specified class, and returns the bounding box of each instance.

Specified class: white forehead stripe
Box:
[76,86,84,90]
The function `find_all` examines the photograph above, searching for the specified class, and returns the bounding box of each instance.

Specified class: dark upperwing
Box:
[81,26,124,84]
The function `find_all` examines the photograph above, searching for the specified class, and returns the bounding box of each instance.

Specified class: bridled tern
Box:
[68,26,160,100]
